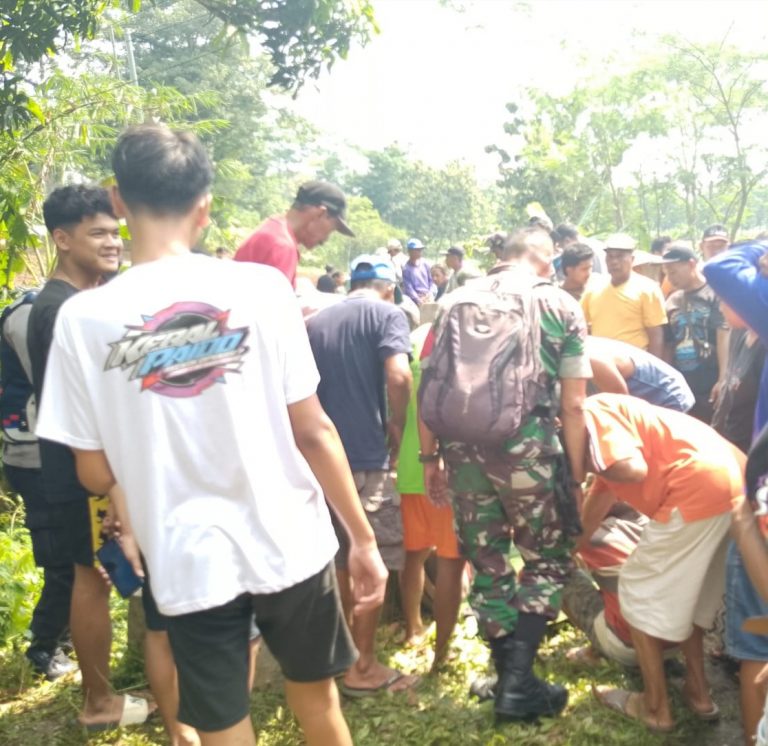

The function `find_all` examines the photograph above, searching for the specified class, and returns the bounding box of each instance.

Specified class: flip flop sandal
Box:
[592,685,675,734]
[82,694,154,732]
[565,644,602,665]
[339,672,419,699]
[683,696,720,722]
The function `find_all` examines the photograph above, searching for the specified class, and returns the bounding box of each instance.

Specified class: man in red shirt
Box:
[235,181,354,287]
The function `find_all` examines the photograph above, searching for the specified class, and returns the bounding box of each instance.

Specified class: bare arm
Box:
[384,353,412,460]
[600,454,648,483]
[560,377,588,484]
[590,356,629,395]
[646,325,665,359]
[73,448,115,496]
[716,327,730,381]
[715,326,730,396]
[107,482,144,578]
[289,394,387,613]
[73,451,145,579]
[417,414,452,507]
[578,487,616,551]
[732,495,768,602]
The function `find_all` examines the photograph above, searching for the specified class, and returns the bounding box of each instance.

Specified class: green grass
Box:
[0,606,741,746]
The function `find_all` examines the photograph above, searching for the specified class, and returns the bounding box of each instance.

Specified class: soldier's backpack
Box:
[418,268,548,445]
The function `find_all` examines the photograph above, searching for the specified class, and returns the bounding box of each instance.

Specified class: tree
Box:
[195,0,378,93]
[660,38,768,239]
[488,70,667,237]
[0,0,112,132]
[126,0,345,240]
[353,144,494,246]
[488,42,768,244]
[0,0,379,288]
[0,65,207,289]
[0,0,378,136]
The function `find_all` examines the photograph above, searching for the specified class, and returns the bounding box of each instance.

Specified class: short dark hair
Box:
[331,270,344,280]
[112,124,213,215]
[350,278,392,292]
[553,223,579,245]
[561,242,594,270]
[650,236,672,255]
[501,225,550,261]
[43,185,115,234]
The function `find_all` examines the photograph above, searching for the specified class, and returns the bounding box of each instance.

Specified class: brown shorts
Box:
[334,470,404,571]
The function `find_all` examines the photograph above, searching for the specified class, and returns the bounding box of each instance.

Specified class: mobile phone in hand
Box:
[96,538,144,598]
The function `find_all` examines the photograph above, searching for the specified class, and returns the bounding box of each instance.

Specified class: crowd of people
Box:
[4,123,768,746]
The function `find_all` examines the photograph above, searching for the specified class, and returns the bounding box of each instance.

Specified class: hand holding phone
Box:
[96,538,144,598]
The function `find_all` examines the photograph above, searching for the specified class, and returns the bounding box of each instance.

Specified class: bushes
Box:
[0,494,40,648]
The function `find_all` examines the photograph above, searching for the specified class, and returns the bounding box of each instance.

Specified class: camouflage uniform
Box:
[436,278,590,640]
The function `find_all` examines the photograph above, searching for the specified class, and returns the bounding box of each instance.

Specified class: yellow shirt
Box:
[581,273,667,350]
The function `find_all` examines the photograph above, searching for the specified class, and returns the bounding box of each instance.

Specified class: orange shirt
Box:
[586,393,745,523]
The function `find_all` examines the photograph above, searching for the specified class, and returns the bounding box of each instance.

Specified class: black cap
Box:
[295,181,354,237]
[662,246,698,263]
[442,246,464,259]
[701,225,728,242]
[485,232,506,250]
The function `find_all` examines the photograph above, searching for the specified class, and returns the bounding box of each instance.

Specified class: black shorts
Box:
[58,497,102,567]
[142,568,262,639]
[165,562,356,732]
[4,464,69,568]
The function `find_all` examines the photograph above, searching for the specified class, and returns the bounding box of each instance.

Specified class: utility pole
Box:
[125,28,139,86]
[108,25,122,79]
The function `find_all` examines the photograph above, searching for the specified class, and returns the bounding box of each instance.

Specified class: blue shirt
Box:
[703,241,768,433]
[307,294,411,471]
[625,346,695,412]
[402,258,435,305]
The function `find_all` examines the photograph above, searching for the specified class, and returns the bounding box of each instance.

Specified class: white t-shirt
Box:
[36,254,337,616]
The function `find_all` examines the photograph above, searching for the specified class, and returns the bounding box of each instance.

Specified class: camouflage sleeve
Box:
[555,290,592,380]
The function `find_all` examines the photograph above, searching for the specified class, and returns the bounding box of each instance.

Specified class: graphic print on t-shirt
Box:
[105,302,249,397]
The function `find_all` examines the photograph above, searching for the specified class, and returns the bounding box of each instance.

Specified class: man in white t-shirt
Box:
[36,124,387,746]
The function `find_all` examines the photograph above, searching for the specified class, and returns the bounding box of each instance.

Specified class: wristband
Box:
[418,451,440,463]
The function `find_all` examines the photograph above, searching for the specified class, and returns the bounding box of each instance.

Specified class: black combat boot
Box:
[469,637,505,701]
[494,637,568,722]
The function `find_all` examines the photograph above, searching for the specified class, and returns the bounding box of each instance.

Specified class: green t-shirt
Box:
[396,324,431,494]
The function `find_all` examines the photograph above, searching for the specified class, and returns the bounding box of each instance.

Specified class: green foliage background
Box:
[0,497,40,647]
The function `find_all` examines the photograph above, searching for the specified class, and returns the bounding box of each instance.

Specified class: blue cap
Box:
[406,238,424,250]
[350,254,397,283]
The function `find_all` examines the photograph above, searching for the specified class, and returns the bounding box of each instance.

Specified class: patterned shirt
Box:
[664,282,726,397]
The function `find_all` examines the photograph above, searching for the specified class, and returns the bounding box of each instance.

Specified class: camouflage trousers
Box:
[561,568,603,649]
[444,444,573,640]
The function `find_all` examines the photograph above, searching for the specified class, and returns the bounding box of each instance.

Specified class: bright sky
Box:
[290,0,768,184]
